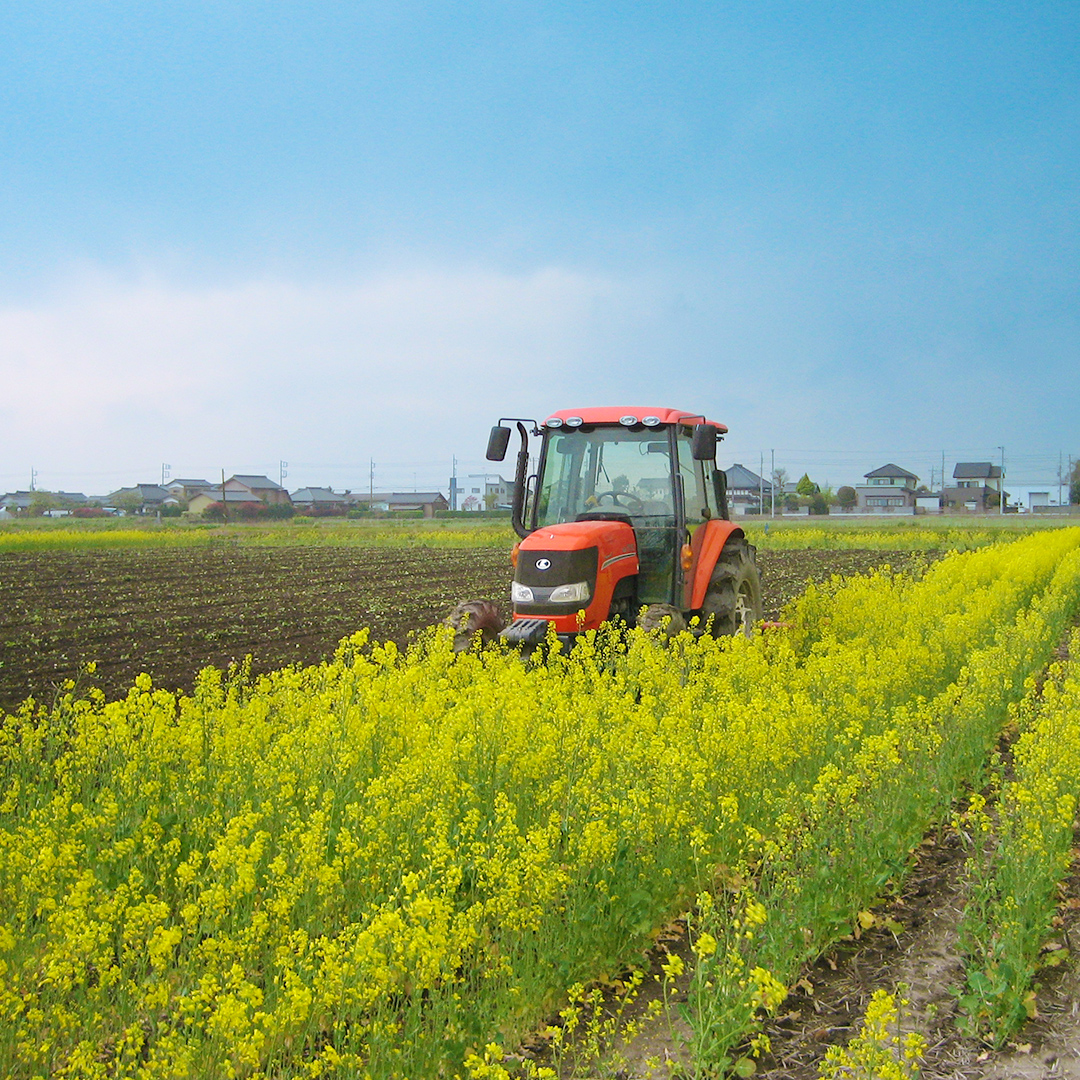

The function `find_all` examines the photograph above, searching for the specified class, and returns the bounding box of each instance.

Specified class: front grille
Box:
[514,547,598,614]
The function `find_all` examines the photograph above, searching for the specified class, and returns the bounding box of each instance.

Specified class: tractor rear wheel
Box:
[700,539,763,637]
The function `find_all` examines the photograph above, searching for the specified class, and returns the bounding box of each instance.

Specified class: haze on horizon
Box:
[1,2,1077,498]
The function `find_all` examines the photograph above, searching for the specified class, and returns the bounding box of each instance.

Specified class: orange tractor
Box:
[457,406,762,649]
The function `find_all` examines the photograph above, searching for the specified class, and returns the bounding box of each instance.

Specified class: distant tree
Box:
[28,492,63,516]
[796,473,819,496]
[1071,459,1080,505]
[837,485,857,511]
[809,492,829,515]
[113,492,143,516]
[771,467,788,498]
[484,491,498,511]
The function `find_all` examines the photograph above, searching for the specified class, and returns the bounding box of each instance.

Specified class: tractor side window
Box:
[677,433,710,522]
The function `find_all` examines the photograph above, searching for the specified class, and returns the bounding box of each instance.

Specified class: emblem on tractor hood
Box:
[535,558,552,571]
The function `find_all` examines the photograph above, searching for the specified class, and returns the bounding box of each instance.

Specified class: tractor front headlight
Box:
[548,581,591,604]
[511,582,535,603]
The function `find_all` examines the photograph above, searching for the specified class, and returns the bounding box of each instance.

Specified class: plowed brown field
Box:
[0,545,928,711]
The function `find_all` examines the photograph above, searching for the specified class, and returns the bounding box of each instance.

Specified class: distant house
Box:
[105,484,175,513]
[915,491,943,514]
[0,490,88,513]
[942,463,1006,512]
[164,478,214,502]
[187,487,263,516]
[355,491,449,518]
[224,475,292,506]
[463,474,514,511]
[723,464,772,515]
[0,491,34,512]
[855,464,919,513]
[291,487,348,513]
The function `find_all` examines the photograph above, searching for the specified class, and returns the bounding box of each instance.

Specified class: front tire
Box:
[700,539,763,637]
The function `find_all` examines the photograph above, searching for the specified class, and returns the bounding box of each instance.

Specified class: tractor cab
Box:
[486,407,756,645]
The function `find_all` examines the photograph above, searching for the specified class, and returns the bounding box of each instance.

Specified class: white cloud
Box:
[0,264,622,490]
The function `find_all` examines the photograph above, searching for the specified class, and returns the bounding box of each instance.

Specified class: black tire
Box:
[700,538,763,637]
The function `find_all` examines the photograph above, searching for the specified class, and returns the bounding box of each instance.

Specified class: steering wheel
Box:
[594,490,645,512]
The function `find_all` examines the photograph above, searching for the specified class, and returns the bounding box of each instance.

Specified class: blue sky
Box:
[1,1,1077,498]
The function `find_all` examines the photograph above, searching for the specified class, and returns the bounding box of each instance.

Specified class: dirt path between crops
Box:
[546,803,1080,1080]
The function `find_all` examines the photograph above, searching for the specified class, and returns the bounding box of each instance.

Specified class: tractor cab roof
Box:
[542,407,728,433]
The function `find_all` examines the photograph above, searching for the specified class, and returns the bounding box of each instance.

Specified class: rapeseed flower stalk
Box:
[957,627,1080,1046]
[818,986,926,1079]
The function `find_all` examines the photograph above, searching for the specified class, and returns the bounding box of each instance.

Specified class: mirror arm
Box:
[511,421,531,538]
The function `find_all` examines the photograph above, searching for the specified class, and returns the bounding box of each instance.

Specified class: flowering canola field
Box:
[2,528,1080,1078]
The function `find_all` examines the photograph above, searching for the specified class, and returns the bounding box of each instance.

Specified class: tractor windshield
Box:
[534,425,678,601]
[535,427,675,525]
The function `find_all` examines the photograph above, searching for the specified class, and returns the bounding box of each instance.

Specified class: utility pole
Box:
[770,449,775,517]
[29,467,37,492]
[369,459,375,502]
[450,456,458,511]
[758,452,764,515]
[998,446,1005,515]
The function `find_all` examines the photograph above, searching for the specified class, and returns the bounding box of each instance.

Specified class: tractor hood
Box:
[512,519,638,631]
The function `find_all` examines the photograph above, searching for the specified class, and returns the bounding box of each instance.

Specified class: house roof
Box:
[1,490,87,507]
[953,462,1002,479]
[864,463,918,481]
[724,464,772,492]
[229,474,285,490]
[291,487,345,503]
[166,478,213,488]
[363,492,448,505]
[107,484,170,502]
[387,492,447,504]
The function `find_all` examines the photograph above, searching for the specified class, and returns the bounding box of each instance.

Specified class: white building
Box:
[463,474,514,511]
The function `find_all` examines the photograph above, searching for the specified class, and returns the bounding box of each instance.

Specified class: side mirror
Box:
[486,425,512,462]
[691,423,718,461]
